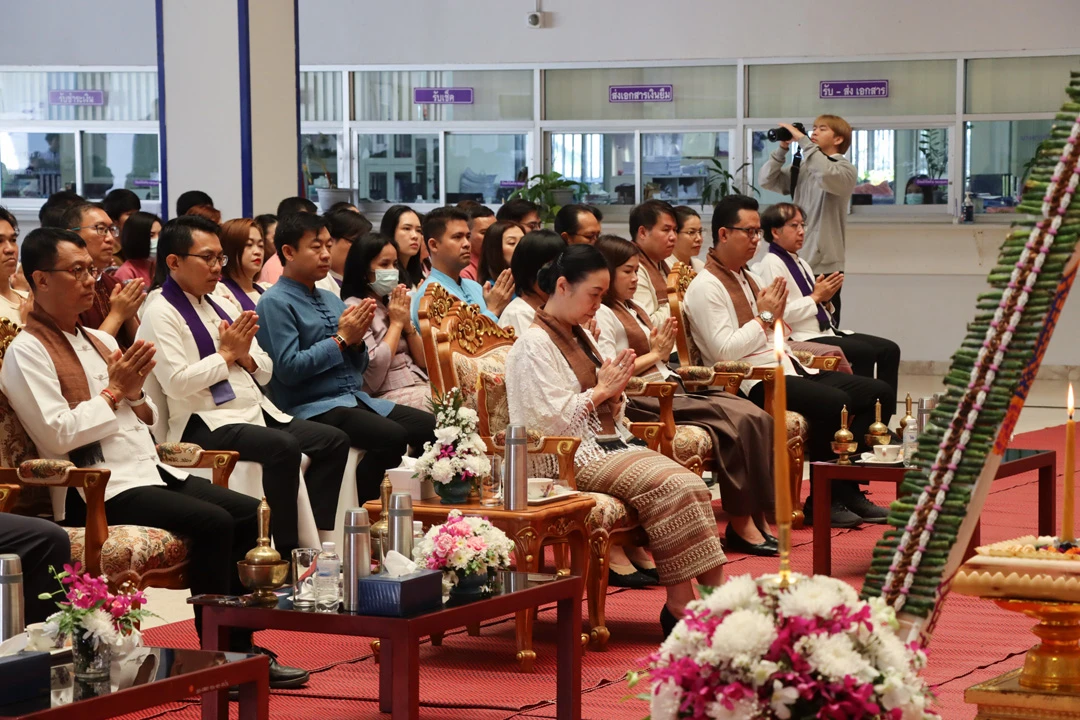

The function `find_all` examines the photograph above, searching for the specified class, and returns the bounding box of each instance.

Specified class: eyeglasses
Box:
[524,221,543,231]
[178,252,229,268]
[784,222,807,230]
[679,229,705,238]
[70,224,119,239]
[724,226,765,239]
[574,232,602,243]
[41,264,98,282]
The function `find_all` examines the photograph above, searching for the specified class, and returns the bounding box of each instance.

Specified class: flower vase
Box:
[434,479,471,505]
[449,570,488,601]
[72,629,111,683]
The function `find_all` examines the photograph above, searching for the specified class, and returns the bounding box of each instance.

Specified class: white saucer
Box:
[528,489,581,505]
[858,452,905,466]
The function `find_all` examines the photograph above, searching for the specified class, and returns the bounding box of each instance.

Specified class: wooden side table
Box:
[365,494,595,672]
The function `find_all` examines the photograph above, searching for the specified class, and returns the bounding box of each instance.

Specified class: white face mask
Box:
[370,268,399,296]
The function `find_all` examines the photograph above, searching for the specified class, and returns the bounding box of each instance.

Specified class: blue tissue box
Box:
[356,569,443,617]
[0,651,50,707]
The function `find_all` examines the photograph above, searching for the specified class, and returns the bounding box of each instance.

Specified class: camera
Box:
[766,122,806,142]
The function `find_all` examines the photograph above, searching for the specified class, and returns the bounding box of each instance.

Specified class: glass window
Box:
[747,60,955,118]
[547,132,635,206]
[749,131,793,207]
[641,132,731,205]
[0,70,158,122]
[965,120,1053,214]
[356,133,439,203]
[81,133,160,200]
[0,131,77,198]
[967,57,1080,114]
[353,70,533,122]
[445,134,529,204]
[545,66,736,120]
[302,133,340,196]
[299,71,343,122]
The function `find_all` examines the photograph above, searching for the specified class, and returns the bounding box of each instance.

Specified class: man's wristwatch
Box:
[758,310,775,326]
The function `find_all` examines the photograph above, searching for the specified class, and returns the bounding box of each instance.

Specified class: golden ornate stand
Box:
[995,600,1080,693]
[967,668,1080,719]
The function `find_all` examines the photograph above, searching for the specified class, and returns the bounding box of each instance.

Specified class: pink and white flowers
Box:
[38,562,155,649]
[414,387,489,487]
[412,510,514,589]
[636,574,938,720]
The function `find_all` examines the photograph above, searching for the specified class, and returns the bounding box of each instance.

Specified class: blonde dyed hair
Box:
[814,114,852,154]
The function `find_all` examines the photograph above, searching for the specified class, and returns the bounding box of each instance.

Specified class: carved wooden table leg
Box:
[513,527,542,673]
[429,631,444,646]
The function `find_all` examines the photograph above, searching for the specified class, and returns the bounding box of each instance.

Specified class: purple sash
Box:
[767,243,831,331]
[160,277,237,405]
[220,276,263,312]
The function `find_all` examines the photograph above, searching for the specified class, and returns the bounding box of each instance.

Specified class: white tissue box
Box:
[387,467,436,501]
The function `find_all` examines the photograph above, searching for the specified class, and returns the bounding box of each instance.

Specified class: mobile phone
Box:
[187,594,251,607]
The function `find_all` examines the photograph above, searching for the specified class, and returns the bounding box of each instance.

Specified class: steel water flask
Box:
[504,424,528,511]
[342,508,371,614]
[0,554,24,643]
[388,492,415,560]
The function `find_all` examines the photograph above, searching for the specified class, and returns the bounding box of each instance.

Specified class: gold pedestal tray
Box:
[967,667,1080,719]
[995,599,1080,693]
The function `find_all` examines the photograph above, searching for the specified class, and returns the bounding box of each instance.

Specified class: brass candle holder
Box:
[865,398,892,447]
[832,405,858,465]
[237,497,289,606]
[369,475,393,571]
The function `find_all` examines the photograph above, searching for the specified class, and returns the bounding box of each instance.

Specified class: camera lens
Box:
[767,127,793,143]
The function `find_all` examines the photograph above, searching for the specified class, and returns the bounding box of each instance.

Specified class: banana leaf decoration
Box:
[861,72,1080,644]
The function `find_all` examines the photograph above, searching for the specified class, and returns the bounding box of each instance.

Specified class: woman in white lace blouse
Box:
[505,245,725,636]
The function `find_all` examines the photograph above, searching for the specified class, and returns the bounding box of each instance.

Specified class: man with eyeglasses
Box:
[682,195,894,529]
[496,198,543,232]
[61,202,144,348]
[1,226,309,688]
[554,203,603,246]
[629,199,678,326]
[137,214,350,566]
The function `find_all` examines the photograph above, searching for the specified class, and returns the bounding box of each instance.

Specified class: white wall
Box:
[1,1,156,66]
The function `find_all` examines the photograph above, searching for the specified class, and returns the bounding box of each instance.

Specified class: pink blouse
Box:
[113,259,154,286]
[345,296,428,396]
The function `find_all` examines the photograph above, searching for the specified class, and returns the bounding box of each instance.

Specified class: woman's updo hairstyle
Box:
[536,244,611,296]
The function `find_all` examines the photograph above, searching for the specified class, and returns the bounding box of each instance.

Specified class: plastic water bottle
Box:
[963,192,975,223]
[315,541,342,613]
[903,415,919,468]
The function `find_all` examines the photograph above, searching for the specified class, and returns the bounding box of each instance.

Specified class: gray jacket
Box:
[759,135,857,275]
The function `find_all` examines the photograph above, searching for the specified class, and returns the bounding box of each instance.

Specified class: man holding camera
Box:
[759,116,856,323]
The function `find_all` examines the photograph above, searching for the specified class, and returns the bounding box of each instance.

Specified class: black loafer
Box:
[608,568,656,589]
[660,605,679,639]
[803,497,863,528]
[723,523,779,557]
[252,646,309,689]
[631,563,660,583]
[840,489,890,524]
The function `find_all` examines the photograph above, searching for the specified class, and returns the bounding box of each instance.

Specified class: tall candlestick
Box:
[772,322,791,523]
[1065,384,1076,542]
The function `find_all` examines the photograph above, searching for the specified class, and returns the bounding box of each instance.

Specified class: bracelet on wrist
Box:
[125,392,147,407]
[100,388,119,410]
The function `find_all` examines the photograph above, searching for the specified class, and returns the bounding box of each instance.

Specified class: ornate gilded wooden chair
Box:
[0,484,19,513]
[667,263,820,527]
[0,318,239,592]
[416,283,458,391]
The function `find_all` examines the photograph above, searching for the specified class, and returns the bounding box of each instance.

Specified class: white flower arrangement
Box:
[414,387,488,487]
[412,510,515,591]
[634,574,938,720]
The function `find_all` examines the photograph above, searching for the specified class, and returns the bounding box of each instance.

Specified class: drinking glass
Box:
[480,455,503,507]
[291,547,320,610]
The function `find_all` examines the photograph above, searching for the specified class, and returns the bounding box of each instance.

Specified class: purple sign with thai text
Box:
[819,80,889,99]
[48,90,105,106]
[413,87,474,105]
[608,84,673,103]
[913,178,948,187]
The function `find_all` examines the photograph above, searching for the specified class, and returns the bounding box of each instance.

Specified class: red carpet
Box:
[127,423,1075,720]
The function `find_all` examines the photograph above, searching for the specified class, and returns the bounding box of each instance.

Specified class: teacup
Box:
[873,444,902,462]
[527,478,554,500]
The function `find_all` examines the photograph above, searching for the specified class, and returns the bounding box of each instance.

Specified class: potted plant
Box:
[700,159,758,209]
[632,574,938,719]
[413,387,489,504]
[38,562,155,684]
[302,135,352,211]
[412,510,514,598]
[508,171,587,226]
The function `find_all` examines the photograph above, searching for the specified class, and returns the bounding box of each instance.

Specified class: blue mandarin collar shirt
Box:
[256,276,394,419]
[410,268,498,331]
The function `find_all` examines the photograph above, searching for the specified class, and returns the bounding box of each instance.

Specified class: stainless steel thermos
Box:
[342,508,371,614]
[387,492,415,560]
[504,424,528,511]
[0,553,24,643]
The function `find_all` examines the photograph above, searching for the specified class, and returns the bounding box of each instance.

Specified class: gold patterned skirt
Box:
[576,449,725,585]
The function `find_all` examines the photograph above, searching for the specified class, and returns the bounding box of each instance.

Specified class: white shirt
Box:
[0,326,181,520]
[753,252,838,342]
[212,281,268,312]
[136,288,290,442]
[594,303,673,381]
[0,288,28,326]
[632,259,671,327]
[498,296,537,336]
[682,266,812,393]
[315,271,342,298]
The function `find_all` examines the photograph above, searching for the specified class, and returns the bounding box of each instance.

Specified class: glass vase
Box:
[449,569,488,601]
[72,629,111,684]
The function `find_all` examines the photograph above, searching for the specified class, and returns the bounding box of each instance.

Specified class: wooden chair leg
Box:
[586,530,611,650]
[788,436,806,529]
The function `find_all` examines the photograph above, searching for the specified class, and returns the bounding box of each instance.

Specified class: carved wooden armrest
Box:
[789,350,836,370]
[625,379,678,399]
[484,434,582,490]
[157,443,239,488]
[627,422,663,452]
[0,484,20,513]
[713,360,753,377]
[676,366,742,394]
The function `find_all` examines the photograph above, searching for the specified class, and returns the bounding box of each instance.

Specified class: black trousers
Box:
[182,412,350,559]
[0,514,71,624]
[747,369,895,464]
[64,469,258,651]
[311,402,436,505]
[808,333,901,395]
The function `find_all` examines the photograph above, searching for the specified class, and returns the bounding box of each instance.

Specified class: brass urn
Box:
[865,399,892,447]
[831,405,858,465]
[236,498,289,606]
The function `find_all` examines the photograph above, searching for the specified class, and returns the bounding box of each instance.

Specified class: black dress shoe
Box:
[252,646,309,689]
[660,605,679,639]
[803,496,863,528]
[723,524,779,557]
[608,568,656,589]
[631,562,660,583]
[840,489,890,524]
